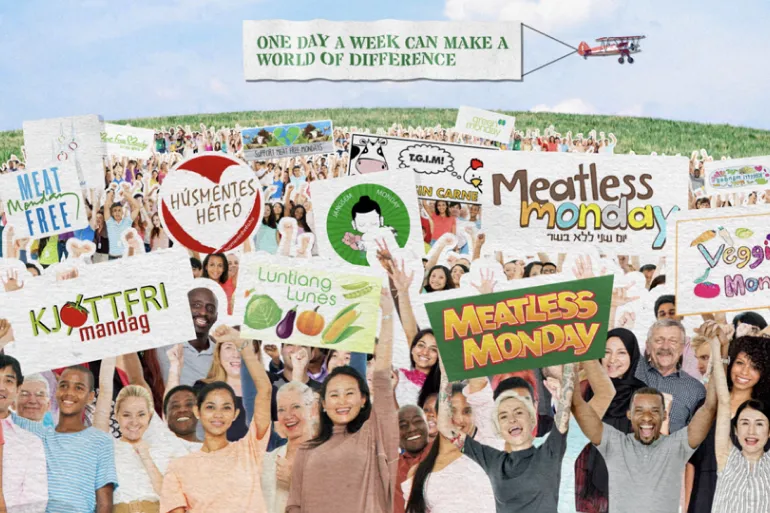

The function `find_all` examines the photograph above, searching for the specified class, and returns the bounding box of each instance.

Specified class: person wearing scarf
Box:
[575,328,647,513]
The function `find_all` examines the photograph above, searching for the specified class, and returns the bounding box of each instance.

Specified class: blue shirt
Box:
[11,413,118,513]
[105,216,133,256]
[73,225,95,243]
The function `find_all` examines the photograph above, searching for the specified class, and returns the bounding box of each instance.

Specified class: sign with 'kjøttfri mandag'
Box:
[243,20,522,81]
[424,276,614,381]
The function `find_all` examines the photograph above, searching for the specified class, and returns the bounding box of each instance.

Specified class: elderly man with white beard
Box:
[635,319,706,433]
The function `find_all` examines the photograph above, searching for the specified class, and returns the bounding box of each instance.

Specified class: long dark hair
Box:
[433,200,450,218]
[306,366,372,448]
[727,336,770,402]
[732,399,770,452]
[523,261,542,278]
[150,214,163,243]
[202,253,229,284]
[291,205,313,233]
[262,206,277,229]
[141,349,166,416]
[424,265,454,293]
[417,361,441,408]
[409,329,435,369]
[406,397,446,513]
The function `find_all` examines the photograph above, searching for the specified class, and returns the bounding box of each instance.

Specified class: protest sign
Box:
[672,205,770,316]
[485,152,688,256]
[243,20,522,81]
[424,276,614,380]
[3,250,196,374]
[101,123,155,159]
[0,162,88,239]
[158,152,263,253]
[454,106,515,144]
[236,254,381,353]
[23,114,106,189]
[241,120,334,161]
[703,156,770,196]
[310,170,423,268]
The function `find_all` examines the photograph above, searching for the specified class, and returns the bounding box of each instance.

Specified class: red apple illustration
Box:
[694,282,720,299]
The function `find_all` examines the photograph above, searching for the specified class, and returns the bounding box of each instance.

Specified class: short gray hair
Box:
[647,319,686,346]
[276,380,316,408]
[20,374,51,397]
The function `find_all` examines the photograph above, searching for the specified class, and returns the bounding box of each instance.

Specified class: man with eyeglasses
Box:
[635,319,706,433]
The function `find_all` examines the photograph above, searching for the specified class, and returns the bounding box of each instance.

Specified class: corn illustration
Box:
[321,302,364,345]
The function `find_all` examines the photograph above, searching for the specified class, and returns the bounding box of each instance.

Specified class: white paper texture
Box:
[454,106,515,144]
[102,123,155,159]
[703,156,770,196]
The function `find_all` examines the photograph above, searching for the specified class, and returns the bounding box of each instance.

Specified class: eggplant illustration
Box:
[276,306,298,339]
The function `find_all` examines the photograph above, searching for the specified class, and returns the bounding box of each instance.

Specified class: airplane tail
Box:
[577,41,590,56]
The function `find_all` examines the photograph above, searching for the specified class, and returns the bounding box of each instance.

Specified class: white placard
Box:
[102,123,155,159]
[454,106,515,144]
[703,156,770,196]
[672,205,770,316]
[243,20,522,81]
[0,162,88,239]
[3,250,196,373]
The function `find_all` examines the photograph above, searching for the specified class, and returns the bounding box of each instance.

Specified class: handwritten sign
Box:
[424,276,614,380]
[101,123,155,159]
[241,120,334,161]
[0,163,87,238]
[704,156,770,195]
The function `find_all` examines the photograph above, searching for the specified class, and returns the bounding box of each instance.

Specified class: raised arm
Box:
[104,189,115,221]
[583,360,616,418]
[384,253,418,347]
[94,357,116,433]
[688,334,720,449]
[712,334,731,471]
[162,345,183,411]
[436,353,465,448]
[553,363,577,434]
[121,352,152,395]
[571,365,607,446]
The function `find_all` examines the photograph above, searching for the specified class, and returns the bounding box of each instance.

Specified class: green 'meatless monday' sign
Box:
[424,276,614,381]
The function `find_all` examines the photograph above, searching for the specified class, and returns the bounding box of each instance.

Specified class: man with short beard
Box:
[572,335,720,513]
[635,319,706,432]
[395,405,432,513]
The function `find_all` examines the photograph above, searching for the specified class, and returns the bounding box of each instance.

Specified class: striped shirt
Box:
[635,359,706,433]
[712,447,770,513]
[11,413,118,513]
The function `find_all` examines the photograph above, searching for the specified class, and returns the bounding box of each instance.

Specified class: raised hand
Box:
[471,268,497,295]
[572,255,594,279]
[2,268,23,292]
[56,266,80,282]
[0,319,10,339]
[290,348,309,377]
[611,284,640,308]
[264,344,280,363]
[386,255,414,293]
[166,344,184,368]
[616,311,636,329]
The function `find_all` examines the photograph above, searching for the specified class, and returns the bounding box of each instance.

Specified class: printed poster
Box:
[23,114,106,189]
[454,106,516,144]
[310,170,424,268]
[0,162,88,239]
[243,20,523,81]
[423,276,614,381]
[236,254,381,353]
[672,205,770,316]
[484,152,688,256]
[101,123,155,159]
[3,250,196,374]
[241,120,334,161]
[703,156,770,196]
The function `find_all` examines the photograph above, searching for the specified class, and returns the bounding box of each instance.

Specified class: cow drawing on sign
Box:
[350,138,389,174]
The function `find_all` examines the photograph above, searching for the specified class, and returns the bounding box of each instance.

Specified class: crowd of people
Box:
[0,120,768,513]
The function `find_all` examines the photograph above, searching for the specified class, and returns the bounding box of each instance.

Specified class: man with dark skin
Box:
[395,405,431,513]
[163,385,201,446]
[12,365,117,513]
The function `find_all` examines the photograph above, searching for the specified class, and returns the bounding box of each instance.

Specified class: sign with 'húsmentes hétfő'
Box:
[454,106,516,144]
[672,205,770,316]
[423,276,614,381]
[3,249,196,374]
[243,20,522,81]
[484,152,688,258]
[703,156,770,196]
[241,120,334,161]
[0,162,88,239]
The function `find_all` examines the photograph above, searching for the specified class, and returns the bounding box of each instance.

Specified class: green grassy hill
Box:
[2,108,769,163]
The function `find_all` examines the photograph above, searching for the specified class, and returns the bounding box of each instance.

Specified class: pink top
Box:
[1,417,48,512]
[286,369,399,513]
[430,214,455,241]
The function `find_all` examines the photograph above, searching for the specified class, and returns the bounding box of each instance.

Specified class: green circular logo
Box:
[326,183,411,266]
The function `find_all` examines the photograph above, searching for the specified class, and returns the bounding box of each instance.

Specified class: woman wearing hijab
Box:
[574,328,647,513]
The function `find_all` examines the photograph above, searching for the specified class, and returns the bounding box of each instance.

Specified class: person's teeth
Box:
[407,435,421,440]
[177,416,190,422]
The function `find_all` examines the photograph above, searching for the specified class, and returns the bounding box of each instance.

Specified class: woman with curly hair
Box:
[687,326,770,513]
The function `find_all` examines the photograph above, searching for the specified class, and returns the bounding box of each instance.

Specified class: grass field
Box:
[2,108,770,163]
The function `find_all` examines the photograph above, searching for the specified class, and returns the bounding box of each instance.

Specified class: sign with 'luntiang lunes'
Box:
[3,250,196,374]
[423,276,614,380]
[484,153,688,257]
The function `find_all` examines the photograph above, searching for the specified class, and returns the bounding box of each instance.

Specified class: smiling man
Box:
[11,364,117,513]
[16,373,51,422]
[157,287,218,386]
[395,405,432,513]
[163,384,202,449]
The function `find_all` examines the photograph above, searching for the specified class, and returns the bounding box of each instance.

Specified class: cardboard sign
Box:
[704,157,770,196]
[243,20,523,81]
[672,205,770,316]
[101,123,155,159]
[23,114,106,189]
[310,170,424,268]
[3,250,196,374]
[236,254,381,353]
[0,163,88,239]
[158,152,263,253]
[485,153,688,255]
[241,120,334,161]
[454,106,516,144]
[424,276,614,380]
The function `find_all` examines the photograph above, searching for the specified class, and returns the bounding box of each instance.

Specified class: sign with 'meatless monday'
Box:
[424,276,613,380]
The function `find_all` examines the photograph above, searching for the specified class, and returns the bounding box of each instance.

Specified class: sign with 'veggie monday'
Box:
[424,276,614,381]
[236,254,382,353]
[3,250,196,374]
[672,205,770,316]
[243,20,522,81]
[454,106,516,144]
[0,162,88,239]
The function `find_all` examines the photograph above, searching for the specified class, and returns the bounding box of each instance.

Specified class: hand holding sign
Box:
[291,348,309,377]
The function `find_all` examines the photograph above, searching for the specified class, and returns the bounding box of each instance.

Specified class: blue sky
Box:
[0,0,768,131]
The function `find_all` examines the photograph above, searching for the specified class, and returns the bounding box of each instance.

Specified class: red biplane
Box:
[577,35,645,64]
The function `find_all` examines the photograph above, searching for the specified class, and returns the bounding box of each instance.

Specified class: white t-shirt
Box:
[401,455,496,512]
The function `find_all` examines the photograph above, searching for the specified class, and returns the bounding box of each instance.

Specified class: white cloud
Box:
[444,0,619,31]
[530,98,597,114]
[616,104,644,117]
